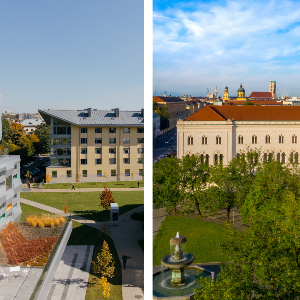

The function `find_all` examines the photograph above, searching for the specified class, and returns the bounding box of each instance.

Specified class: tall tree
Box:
[153,157,182,213]
[34,123,50,154]
[153,102,170,131]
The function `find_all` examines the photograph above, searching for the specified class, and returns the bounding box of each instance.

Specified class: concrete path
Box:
[153,207,168,239]
[46,245,94,300]
[20,198,144,299]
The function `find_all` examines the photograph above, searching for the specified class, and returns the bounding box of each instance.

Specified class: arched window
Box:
[220,154,223,165]
[214,154,218,163]
[282,152,285,164]
[216,136,221,144]
[252,135,257,144]
[292,135,297,144]
[279,135,284,144]
[290,152,298,163]
[238,136,243,144]
[265,135,270,144]
[277,153,280,162]
[205,154,209,166]
[188,136,193,145]
[236,153,240,159]
[263,153,268,162]
[200,154,204,163]
[202,136,207,145]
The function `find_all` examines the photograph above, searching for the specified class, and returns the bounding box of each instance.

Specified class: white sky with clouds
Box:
[153,0,300,97]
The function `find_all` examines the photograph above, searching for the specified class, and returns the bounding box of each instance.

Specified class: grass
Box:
[153,215,230,265]
[19,203,122,299]
[20,191,144,222]
[40,181,144,189]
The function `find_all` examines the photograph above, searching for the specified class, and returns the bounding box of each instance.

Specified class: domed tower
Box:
[223,86,229,101]
[237,83,245,98]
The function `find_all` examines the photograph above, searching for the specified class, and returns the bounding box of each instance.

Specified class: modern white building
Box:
[21,119,44,134]
[177,105,300,165]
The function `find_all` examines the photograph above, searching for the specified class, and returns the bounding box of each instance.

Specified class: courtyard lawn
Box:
[40,181,144,189]
[19,203,122,299]
[20,191,144,222]
[153,215,230,265]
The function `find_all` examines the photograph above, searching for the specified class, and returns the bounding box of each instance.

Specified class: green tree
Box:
[1,117,11,143]
[34,123,50,154]
[153,157,182,213]
[153,102,170,131]
[180,154,210,216]
[91,240,115,278]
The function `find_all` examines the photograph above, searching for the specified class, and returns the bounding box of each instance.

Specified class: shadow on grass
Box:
[72,204,143,222]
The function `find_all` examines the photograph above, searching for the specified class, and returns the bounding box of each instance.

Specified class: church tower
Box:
[223,86,229,101]
[269,81,276,98]
[237,83,245,98]
[215,86,218,99]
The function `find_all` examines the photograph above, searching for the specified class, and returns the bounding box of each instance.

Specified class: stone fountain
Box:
[161,232,195,285]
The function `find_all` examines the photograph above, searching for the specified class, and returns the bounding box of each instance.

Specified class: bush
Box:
[26,214,65,228]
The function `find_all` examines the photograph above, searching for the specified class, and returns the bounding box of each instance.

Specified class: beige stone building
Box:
[177,105,300,165]
[39,108,144,182]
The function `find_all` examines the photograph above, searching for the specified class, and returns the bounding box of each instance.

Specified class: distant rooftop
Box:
[39,108,144,126]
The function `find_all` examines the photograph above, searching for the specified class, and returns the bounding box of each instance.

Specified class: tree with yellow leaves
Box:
[97,276,110,298]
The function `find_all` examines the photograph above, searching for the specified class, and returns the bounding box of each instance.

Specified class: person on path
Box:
[122,254,127,270]
[138,181,140,188]
[71,183,75,190]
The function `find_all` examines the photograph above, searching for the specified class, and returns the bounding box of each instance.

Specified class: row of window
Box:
[81,138,144,144]
[80,158,144,165]
[187,134,298,145]
[80,127,144,134]
[81,148,144,154]
[52,169,144,177]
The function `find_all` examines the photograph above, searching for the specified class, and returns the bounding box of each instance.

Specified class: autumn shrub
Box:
[54,218,60,226]
[98,276,110,298]
[100,185,115,209]
[26,214,65,228]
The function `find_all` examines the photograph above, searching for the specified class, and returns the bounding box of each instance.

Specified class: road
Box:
[153,127,177,162]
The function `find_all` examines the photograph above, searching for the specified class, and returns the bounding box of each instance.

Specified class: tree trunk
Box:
[226,206,231,223]
[195,201,202,217]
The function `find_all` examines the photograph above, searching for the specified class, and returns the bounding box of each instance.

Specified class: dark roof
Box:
[185,105,300,121]
[39,109,144,126]
[249,92,273,98]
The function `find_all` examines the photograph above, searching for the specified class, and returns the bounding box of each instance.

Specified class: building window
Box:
[238,136,243,144]
[216,136,221,144]
[279,135,284,143]
[6,177,11,191]
[109,128,116,133]
[0,170,5,177]
[123,158,130,164]
[123,128,130,133]
[13,174,17,180]
[95,159,102,164]
[123,138,130,144]
[109,158,116,164]
[265,135,271,144]
[14,194,17,199]
[0,202,5,210]
[81,128,87,133]
[95,138,102,144]
[95,128,102,133]
[137,158,143,164]
[82,170,87,177]
[14,164,17,169]
[95,148,102,154]
[282,152,286,163]
[290,152,299,164]
[124,148,130,154]
[292,135,297,144]
[125,169,130,176]
[81,148,87,154]
[109,138,116,144]
[137,148,144,154]
[97,170,102,177]
[109,148,116,154]
[67,170,72,177]
[137,138,144,143]
[188,136,193,145]
[81,138,87,144]
[137,128,144,133]
[252,135,257,144]
[52,171,57,178]
[111,170,116,177]
[81,159,87,165]
[139,169,144,176]
[202,136,207,145]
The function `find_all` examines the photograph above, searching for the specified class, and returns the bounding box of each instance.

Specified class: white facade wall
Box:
[177,119,300,164]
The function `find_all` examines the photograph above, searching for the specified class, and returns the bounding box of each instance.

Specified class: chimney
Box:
[87,108,92,117]
[141,108,144,118]
[112,108,119,117]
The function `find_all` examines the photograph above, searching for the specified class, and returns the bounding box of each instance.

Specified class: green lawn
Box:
[39,181,144,189]
[20,191,144,222]
[19,203,122,300]
[153,216,230,265]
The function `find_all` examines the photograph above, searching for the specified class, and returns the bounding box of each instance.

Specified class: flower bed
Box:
[0,222,61,266]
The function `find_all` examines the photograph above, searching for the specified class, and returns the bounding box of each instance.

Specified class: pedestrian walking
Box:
[71,183,75,190]
[122,253,127,270]
[138,181,140,188]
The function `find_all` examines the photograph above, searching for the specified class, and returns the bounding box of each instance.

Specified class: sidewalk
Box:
[153,207,168,239]
[20,198,144,299]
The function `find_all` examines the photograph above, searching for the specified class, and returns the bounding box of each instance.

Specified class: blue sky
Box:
[153,0,300,98]
[0,0,143,113]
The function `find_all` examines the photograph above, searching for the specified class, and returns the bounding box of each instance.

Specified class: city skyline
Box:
[0,0,144,113]
[153,0,300,98]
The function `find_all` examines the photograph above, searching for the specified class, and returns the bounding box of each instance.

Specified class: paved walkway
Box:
[153,207,168,239]
[20,198,144,299]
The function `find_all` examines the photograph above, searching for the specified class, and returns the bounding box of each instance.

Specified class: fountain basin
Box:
[153,266,212,299]
[161,253,195,269]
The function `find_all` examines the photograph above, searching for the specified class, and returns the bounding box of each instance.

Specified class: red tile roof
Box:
[153,96,185,103]
[249,92,273,98]
[225,100,282,105]
[185,105,300,121]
